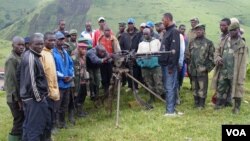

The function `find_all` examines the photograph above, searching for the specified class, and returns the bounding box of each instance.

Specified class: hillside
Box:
[0,0,249,42]
[0,0,91,40]
[0,0,41,30]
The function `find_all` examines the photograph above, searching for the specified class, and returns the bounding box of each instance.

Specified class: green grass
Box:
[1,77,250,141]
[0,40,11,68]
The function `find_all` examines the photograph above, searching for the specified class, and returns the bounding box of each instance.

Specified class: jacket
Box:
[211,36,248,98]
[98,34,121,53]
[86,48,107,69]
[19,49,48,102]
[53,47,74,89]
[119,27,140,51]
[40,47,60,101]
[4,51,22,103]
[74,55,88,95]
[158,24,180,69]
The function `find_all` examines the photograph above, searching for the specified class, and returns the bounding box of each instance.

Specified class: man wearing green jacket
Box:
[4,36,25,141]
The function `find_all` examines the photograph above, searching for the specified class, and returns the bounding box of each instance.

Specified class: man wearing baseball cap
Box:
[146,21,160,39]
[93,17,106,47]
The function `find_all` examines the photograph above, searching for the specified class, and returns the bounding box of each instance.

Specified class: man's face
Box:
[98,20,105,29]
[162,17,169,28]
[179,26,186,35]
[195,28,205,38]
[85,23,92,31]
[155,25,161,33]
[59,21,65,30]
[56,38,65,47]
[119,25,126,32]
[30,37,44,53]
[45,35,56,50]
[78,47,87,56]
[143,31,151,40]
[140,26,145,32]
[104,29,111,37]
[220,21,229,33]
[191,20,198,28]
[12,39,25,56]
[128,23,134,30]
[70,33,77,42]
[229,29,239,38]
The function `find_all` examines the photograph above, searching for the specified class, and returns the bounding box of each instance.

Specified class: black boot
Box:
[194,96,199,108]
[232,98,241,114]
[58,112,67,129]
[68,108,75,125]
[198,98,206,110]
[77,104,87,117]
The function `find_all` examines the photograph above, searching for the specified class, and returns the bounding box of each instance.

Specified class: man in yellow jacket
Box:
[40,32,60,139]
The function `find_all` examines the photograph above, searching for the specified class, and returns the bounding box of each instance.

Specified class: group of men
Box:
[4,12,248,141]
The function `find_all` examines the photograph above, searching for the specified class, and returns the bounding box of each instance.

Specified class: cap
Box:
[146,21,154,28]
[190,17,199,22]
[78,43,88,49]
[98,17,105,22]
[24,37,30,44]
[118,22,126,26]
[194,23,205,30]
[230,17,239,24]
[140,23,146,27]
[127,18,135,24]
[69,29,77,35]
[55,31,65,39]
[228,22,240,31]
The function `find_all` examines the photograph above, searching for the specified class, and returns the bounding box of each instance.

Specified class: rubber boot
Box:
[8,134,21,141]
[90,84,95,101]
[198,98,205,110]
[194,96,199,108]
[58,112,67,129]
[77,104,87,117]
[214,98,221,110]
[68,108,75,125]
[232,98,241,114]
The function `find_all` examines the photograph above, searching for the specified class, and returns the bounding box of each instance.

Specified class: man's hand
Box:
[64,76,72,82]
[168,68,173,74]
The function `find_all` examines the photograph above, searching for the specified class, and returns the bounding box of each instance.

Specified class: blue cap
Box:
[127,18,135,24]
[24,37,30,44]
[146,21,154,28]
[55,31,65,40]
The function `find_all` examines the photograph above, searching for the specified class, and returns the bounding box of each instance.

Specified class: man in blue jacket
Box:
[53,31,74,128]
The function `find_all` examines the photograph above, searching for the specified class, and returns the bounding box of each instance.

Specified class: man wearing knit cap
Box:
[212,22,248,114]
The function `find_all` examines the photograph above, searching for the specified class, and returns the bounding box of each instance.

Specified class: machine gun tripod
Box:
[104,50,175,127]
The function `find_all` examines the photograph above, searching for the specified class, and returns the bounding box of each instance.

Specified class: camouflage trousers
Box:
[191,74,208,98]
[216,75,232,100]
[141,67,164,96]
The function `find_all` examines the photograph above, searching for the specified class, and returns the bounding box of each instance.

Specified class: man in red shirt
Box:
[97,26,120,99]
[92,17,106,47]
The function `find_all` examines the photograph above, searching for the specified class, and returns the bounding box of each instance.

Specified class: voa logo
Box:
[226,129,246,136]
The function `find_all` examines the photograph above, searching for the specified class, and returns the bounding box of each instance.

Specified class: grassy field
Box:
[0,40,11,68]
[0,77,250,141]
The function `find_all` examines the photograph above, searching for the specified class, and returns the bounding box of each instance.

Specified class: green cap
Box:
[190,17,199,22]
[194,23,205,30]
[69,29,77,35]
[228,22,240,31]
[118,22,126,26]
[154,22,162,26]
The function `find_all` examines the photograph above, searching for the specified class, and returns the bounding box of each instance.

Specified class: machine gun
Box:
[105,49,176,127]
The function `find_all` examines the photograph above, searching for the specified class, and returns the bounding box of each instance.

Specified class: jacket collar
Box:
[29,49,41,57]
[165,24,176,31]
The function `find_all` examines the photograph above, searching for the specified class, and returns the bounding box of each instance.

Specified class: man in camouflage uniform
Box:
[185,24,215,109]
[212,22,248,114]
[137,28,164,103]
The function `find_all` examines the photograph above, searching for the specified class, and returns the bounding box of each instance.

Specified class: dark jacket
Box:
[86,48,107,69]
[159,24,180,69]
[119,27,140,51]
[4,51,22,103]
[19,49,48,102]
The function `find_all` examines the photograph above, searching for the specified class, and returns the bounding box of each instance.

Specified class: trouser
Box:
[68,87,76,111]
[127,63,143,90]
[162,66,178,113]
[55,89,70,126]
[100,63,113,90]
[178,64,186,89]
[191,75,208,98]
[77,84,87,105]
[141,67,165,100]
[22,98,50,141]
[216,75,232,105]
[88,68,100,98]
[7,101,24,136]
